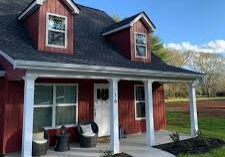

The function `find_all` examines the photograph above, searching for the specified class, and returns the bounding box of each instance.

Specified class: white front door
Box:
[94,84,110,137]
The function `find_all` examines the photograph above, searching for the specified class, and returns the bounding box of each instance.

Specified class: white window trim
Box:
[134,32,148,59]
[134,85,146,120]
[34,83,79,129]
[46,13,68,49]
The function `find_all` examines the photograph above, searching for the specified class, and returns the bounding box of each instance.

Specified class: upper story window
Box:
[135,33,147,58]
[46,13,67,48]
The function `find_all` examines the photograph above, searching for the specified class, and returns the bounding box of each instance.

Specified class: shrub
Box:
[100,150,114,157]
[170,132,180,144]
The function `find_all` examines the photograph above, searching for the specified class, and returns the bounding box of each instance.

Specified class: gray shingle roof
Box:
[0,0,200,76]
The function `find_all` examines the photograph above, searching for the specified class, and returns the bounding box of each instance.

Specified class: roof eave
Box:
[14,60,204,81]
[17,0,80,21]
[102,12,156,36]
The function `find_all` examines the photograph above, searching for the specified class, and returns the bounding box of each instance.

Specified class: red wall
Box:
[24,0,74,54]
[0,78,166,154]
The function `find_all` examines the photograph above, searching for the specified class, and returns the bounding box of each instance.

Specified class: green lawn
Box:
[166,110,225,157]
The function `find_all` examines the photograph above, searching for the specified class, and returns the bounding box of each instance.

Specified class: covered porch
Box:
[18,63,202,157]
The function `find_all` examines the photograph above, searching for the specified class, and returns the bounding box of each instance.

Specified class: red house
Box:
[0,0,203,156]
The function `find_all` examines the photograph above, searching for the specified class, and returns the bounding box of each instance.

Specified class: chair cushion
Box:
[80,124,94,135]
[33,139,48,144]
[33,131,45,141]
[82,132,96,137]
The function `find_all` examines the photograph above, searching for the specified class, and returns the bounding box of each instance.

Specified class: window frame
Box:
[134,85,146,120]
[134,32,148,59]
[46,12,68,49]
[34,83,78,129]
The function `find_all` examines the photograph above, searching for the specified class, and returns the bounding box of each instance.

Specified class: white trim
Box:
[14,60,204,80]
[0,50,15,67]
[130,13,155,31]
[102,24,131,36]
[18,0,43,21]
[134,32,148,59]
[33,83,79,128]
[134,85,146,120]
[46,13,68,49]
[18,0,79,21]
[102,12,155,36]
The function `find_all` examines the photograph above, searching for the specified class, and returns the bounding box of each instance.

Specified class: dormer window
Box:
[135,33,147,58]
[46,13,67,48]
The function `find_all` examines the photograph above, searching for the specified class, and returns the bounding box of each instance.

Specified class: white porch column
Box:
[189,82,198,137]
[21,75,37,157]
[144,80,155,146]
[108,78,120,154]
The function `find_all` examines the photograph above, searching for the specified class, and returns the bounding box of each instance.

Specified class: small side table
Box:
[54,133,70,152]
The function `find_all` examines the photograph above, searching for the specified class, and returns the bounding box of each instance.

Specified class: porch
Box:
[7,131,191,157]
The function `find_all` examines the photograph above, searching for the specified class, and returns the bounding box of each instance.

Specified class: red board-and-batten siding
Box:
[0,75,166,154]
[24,0,74,54]
[107,19,151,63]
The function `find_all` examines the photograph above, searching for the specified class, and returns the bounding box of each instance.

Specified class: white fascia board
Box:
[18,0,43,21]
[0,50,15,67]
[102,24,131,36]
[18,0,79,21]
[102,13,155,36]
[130,13,155,32]
[64,0,80,14]
[14,60,203,80]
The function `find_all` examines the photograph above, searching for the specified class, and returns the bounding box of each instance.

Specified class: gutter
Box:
[14,60,204,80]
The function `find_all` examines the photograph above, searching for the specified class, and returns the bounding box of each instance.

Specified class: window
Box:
[46,13,67,48]
[135,85,146,119]
[135,33,147,58]
[33,84,78,129]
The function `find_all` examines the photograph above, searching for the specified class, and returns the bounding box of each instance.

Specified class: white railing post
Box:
[108,78,120,154]
[144,80,155,146]
[21,74,37,157]
[189,82,198,137]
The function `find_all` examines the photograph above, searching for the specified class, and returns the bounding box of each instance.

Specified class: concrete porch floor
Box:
[6,131,191,157]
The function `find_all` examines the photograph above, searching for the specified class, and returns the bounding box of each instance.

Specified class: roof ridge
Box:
[75,3,105,13]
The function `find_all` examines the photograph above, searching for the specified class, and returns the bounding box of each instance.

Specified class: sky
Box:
[75,0,225,54]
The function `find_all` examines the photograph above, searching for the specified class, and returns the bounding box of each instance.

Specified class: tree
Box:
[191,53,225,97]
[111,15,121,22]
[149,35,168,61]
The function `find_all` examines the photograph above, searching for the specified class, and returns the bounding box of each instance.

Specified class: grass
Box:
[165,97,225,103]
[166,110,225,157]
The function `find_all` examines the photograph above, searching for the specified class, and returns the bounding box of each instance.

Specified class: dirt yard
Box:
[166,99,225,118]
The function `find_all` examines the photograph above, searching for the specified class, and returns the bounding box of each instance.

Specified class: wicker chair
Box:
[77,121,99,147]
[32,128,49,156]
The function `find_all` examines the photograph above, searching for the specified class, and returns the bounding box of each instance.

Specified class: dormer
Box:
[103,12,155,63]
[17,0,79,54]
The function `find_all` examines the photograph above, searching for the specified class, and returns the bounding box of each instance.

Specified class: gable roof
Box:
[102,12,156,36]
[0,0,202,80]
[17,0,80,21]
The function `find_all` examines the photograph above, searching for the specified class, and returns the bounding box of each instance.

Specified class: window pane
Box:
[34,85,53,105]
[136,86,145,101]
[56,85,76,104]
[56,106,76,126]
[136,45,146,57]
[33,107,52,129]
[48,31,65,46]
[48,15,65,31]
[136,102,146,118]
[136,34,146,45]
